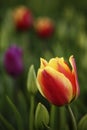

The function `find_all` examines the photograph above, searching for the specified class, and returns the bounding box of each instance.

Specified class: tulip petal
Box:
[69,55,80,99]
[37,66,73,106]
[48,57,65,71]
[40,58,48,69]
[49,57,69,72]
[48,57,76,95]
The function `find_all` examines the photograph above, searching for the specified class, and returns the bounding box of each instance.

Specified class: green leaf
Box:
[17,91,28,127]
[0,113,15,130]
[78,114,87,130]
[6,96,24,130]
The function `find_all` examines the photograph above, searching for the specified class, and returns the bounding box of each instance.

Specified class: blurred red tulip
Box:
[13,6,33,30]
[34,17,55,38]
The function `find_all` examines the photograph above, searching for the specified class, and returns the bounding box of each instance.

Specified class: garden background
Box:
[0,0,87,130]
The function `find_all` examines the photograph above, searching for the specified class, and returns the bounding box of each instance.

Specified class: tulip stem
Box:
[50,105,59,130]
[29,95,35,130]
[66,105,77,130]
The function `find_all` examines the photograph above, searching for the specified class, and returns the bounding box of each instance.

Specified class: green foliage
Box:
[0,114,15,130]
[0,10,14,51]
[6,96,24,130]
[78,114,87,130]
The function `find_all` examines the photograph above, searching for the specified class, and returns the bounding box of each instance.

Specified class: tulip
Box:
[35,103,49,129]
[27,65,38,95]
[13,6,33,30]
[4,44,24,77]
[37,56,80,106]
[34,17,55,38]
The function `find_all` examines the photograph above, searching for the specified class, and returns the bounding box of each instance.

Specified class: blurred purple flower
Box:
[4,44,24,77]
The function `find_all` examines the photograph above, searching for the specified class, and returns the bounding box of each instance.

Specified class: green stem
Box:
[50,105,59,130]
[59,107,67,130]
[66,105,77,130]
[29,95,35,130]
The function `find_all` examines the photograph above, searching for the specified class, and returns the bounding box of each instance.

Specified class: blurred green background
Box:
[0,0,87,130]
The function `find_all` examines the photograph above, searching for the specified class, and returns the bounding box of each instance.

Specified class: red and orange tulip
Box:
[37,56,80,106]
[13,6,33,30]
[34,17,55,38]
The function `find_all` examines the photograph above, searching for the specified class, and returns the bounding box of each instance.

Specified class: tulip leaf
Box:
[17,91,28,127]
[78,114,87,130]
[0,113,15,130]
[6,96,24,130]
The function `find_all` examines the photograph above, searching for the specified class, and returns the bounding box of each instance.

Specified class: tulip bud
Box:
[35,103,49,129]
[3,44,24,77]
[34,17,55,38]
[37,56,80,106]
[27,65,38,95]
[13,6,33,30]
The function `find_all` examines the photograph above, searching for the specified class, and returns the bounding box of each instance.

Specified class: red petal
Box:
[37,66,73,106]
[48,57,76,97]
[69,56,80,99]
